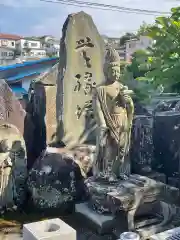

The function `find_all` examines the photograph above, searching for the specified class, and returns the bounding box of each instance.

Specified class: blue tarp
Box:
[0,57,58,79]
[6,71,40,82]
[0,57,58,71]
[11,86,28,95]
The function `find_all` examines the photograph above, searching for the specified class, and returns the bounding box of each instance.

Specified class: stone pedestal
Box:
[149,226,180,240]
[85,174,180,237]
[75,203,115,234]
[23,218,76,240]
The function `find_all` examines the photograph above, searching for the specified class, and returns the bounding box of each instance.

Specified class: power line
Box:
[40,0,171,16]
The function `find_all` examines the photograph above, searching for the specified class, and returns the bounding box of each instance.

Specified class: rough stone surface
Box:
[56,11,105,148]
[0,79,34,169]
[0,123,27,209]
[0,79,26,135]
[27,64,58,154]
[27,149,87,210]
[23,218,76,240]
[75,203,115,234]
[153,111,180,180]
[130,115,154,175]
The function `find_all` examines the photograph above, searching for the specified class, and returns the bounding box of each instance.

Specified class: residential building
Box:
[0,33,22,65]
[102,36,126,61]
[40,35,60,57]
[16,37,46,58]
[125,36,153,62]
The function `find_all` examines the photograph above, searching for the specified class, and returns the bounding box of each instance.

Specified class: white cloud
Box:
[2,0,180,37]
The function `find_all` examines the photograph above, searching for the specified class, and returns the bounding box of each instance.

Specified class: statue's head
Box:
[104,47,121,83]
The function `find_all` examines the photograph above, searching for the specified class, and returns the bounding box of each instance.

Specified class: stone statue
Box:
[92,48,134,181]
[0,123,27,211]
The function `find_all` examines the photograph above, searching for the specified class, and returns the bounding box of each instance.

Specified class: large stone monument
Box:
[56,11,105,148]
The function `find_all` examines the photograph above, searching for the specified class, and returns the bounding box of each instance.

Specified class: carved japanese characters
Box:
[56,11,105,148]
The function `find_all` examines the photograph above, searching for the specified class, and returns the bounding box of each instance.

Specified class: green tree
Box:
[138,7,180,92]
[120,32,136,45]
[121,50,155,103]
[136,21,153,37]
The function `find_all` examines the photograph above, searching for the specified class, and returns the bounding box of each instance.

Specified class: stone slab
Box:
[149,226,180,239]
[75,203,115,235]
[23,218,76,240]
[57,11,105,148]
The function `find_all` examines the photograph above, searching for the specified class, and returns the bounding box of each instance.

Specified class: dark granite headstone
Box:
[153,111,180,184]
[130,115,154,174]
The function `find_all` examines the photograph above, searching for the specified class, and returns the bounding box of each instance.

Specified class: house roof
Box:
[0,33,22,40]
[23,36,41,41]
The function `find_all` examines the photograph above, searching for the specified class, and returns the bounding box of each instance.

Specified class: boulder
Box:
[27,149,88,210]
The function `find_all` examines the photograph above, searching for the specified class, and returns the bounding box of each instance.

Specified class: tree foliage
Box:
[137,7,180,92]
[136,21,153,37]
[120,32,136,46]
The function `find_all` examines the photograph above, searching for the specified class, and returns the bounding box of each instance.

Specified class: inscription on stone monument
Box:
[57,11,105,148]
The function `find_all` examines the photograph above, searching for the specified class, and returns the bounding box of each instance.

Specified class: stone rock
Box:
[27,149,87,210]
[130,115,154,175]
[75,203,115,235]
[0,123,27,209]
[0,79,26,135]
[28,65,58,152]
[73,144,96,178]
[56,11,105,148]
[153,100,178,113]
[153,111,180,179]
[0,79,34,169]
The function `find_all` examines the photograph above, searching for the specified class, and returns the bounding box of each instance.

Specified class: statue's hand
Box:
[99,127,108,147]
[123,94,133,103]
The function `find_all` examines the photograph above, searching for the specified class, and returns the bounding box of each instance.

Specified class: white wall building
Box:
[16,37,46,58]
[40,35,60,57]
[0,33,22,64]
[125,36,153,62]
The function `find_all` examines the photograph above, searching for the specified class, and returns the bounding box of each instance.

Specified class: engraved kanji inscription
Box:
[75,100,94,120]
[83,72,96,95]
[74,74,82,92]
[82,50,91,68]
[75,105,83,119]
[75,37,94,50]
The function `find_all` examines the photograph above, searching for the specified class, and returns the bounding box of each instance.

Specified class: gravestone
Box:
[130,115,154,174]
[154,111,180,186]
[56,11,105,148]
[29,64,58,146]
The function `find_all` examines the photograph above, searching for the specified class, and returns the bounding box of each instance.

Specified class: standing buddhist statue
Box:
[92,48,134,181]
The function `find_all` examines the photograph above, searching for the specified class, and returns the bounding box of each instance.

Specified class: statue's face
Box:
[107,65,120,82]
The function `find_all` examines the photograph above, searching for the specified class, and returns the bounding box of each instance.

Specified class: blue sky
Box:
[0,0,180,38]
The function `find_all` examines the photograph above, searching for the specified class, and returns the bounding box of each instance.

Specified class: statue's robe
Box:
[92,85,134,177]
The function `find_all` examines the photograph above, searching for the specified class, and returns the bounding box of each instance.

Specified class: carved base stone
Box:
[75,202,115,234]
[85,174,180,238]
